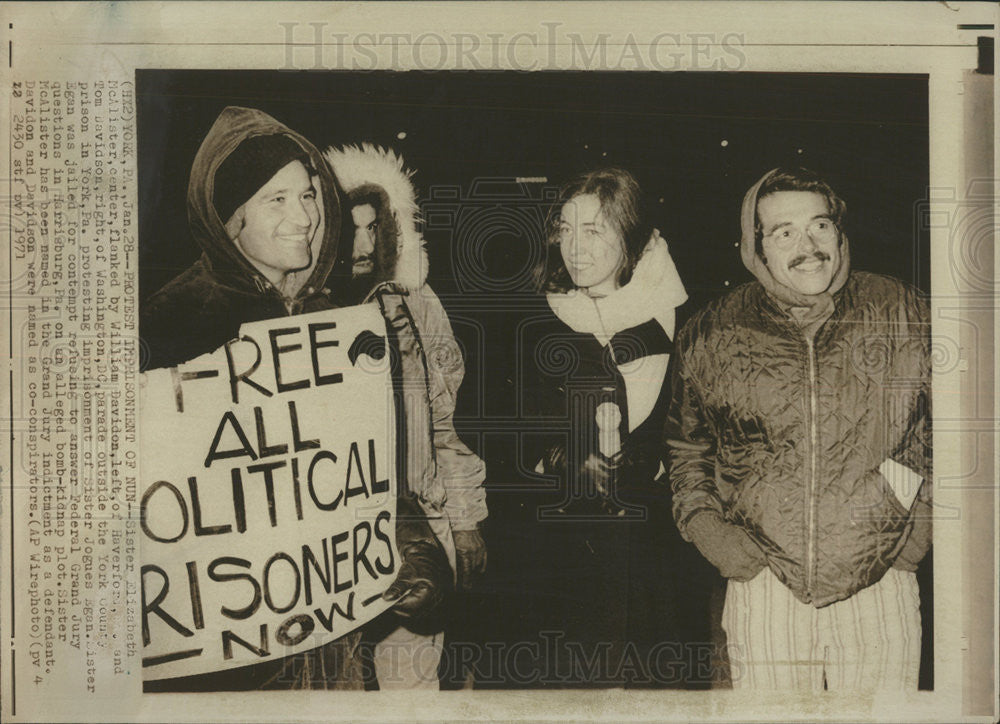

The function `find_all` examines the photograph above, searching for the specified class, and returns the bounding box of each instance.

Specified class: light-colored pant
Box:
[372,512,455,690]
[372,625,446,690]
[722,567,921,690]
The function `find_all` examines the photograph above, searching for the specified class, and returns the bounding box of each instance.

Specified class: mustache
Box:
[789,251,831,268]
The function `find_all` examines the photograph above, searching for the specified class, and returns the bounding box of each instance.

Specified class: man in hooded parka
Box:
[141,107,451,690]
[666,167,932,690]
[325,143,487,689]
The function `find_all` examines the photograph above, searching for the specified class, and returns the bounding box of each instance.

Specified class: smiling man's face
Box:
[233,160,318,285]
[758,190,841,296]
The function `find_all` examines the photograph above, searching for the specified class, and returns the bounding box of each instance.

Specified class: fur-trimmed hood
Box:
[324,143,429,290]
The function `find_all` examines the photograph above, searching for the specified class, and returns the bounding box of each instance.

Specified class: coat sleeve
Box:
[891,288,933,487]
[663,320,769,580]
[891,287,933,570]
[663,322,726,538]
[409,286,488,531]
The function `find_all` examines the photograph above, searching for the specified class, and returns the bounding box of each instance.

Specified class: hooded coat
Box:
[666,169,932,608]
[140,108,449,691]
[141,106,355,371]
[324,144,487,536]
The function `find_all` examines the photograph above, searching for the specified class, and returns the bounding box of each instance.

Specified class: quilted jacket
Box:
[667,271,932,607]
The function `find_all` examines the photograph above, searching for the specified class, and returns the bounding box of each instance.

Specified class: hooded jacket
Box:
[666,170,932,607]
[141,106,354,371]
[139,109,450,690]
[325,144,487,533]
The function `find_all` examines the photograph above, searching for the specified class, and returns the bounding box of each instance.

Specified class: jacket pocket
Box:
[848,468,909,524]
[877,458,922,512]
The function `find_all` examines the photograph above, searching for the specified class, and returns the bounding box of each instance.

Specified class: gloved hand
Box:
[542,445,622,515]
[543,446,617,494]
[685,510,768,581]
[383,539,450,618]
[383,495,452,619]
[453,527,487,591]
[541,444,568,476]
[579,452,617,498]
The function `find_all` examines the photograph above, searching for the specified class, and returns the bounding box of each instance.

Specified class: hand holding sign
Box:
[382,495,453,619]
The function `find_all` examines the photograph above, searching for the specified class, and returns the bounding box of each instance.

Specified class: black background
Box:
[137,69,932,688]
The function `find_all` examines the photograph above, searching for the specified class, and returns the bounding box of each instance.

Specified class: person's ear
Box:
[224,206,245,241]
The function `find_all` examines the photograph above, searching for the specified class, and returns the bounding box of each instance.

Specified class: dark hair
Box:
[346,184,400,282]
[754,167,846,256]
[535,167,652,294]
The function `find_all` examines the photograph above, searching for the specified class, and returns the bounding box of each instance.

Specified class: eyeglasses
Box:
[764,219,838,248]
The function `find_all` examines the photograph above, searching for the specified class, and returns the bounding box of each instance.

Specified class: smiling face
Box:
[233,159,319,286]
[758,190,841,296]
[557,193,625,297]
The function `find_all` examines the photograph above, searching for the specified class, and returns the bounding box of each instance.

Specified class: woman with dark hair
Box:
[536,167,654,295]
[479,168,709,689]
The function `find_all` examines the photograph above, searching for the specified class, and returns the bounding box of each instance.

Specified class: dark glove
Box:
[383,541,448,618]
[685,510,768,581]
[543,445,622,515]
[383,495,452,619]
[579,451,618,497]
[542,445,617,495]
[453,527,487,591]
[892,499,932,572]
[541,444,568,477]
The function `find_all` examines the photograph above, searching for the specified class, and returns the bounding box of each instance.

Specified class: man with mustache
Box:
[666,167,932,690]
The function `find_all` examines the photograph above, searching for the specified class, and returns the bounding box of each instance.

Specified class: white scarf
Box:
[546,232,687,434]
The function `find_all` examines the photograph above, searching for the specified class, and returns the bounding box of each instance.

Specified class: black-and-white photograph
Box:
[135,68,933,694]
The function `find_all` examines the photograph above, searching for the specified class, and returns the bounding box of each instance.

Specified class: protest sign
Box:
[139,303,398,681]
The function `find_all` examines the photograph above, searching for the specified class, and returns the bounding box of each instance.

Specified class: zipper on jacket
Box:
[253,273,300,314]
[804,335,819,599]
